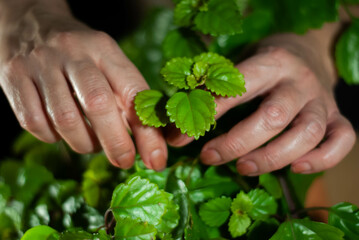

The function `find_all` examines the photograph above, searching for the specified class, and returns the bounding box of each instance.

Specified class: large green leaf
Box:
[161,57,194,89]
[189,167,240,203]
[114,218,157,240]
[165,174,189,239]
[199,197,232,227]
[134,90,169,127]
[21,225,58,240]
[156,196,180,234]
[336,23,359,85]
[194,0,243,36]
[231,191,253,213]
[270,219,344,240]
[193,52,233,66]
[259,173,282,199]
[163,29,206,59]
[328,202,359,240]
[247,189,277,220]
[110,177,170,226]
[166,89,216,139]
[251,0,339,34]
[174,0,199,27]
[59,229,93,240]
[205,63,246,97]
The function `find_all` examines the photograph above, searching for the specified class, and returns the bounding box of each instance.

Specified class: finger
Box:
[291,113,356,174]
[236,100,327,176]
[34,67,99,154]
[200,82,307,165]
[1,60,58,142]
[100,55,168,170]
[167,50,285,146]
[66,59,135,168]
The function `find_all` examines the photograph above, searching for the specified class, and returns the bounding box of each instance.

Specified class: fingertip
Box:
[111,151,135,169]
[150,148,167,171]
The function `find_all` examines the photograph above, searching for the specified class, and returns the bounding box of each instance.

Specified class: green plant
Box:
[1,0,359,239]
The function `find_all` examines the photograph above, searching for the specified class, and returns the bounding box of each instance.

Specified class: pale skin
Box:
[0,0,356,175]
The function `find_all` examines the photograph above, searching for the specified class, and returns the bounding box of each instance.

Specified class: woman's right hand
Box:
[0,0,168,170]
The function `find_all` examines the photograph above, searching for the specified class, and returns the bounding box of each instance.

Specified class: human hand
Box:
[0,13,167,170]
[167,37,356,176]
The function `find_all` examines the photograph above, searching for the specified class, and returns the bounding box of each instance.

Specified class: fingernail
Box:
[150,149,166,171]
[292,162,311,173]
[200,149,221,165]
[237,161,258,175]
[115,152,133,169]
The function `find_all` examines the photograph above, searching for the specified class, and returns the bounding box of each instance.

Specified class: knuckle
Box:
[49,31,77,47]
[262,147,280,170]
[304,119,325,143]
[224,133,247,157]
[19,114,43,132]
[52,109,80,130]
[6,56,26,75]
[31,46,50,59]
[262,102,289,131]
[84,87,112,113]
[268,47,291,60]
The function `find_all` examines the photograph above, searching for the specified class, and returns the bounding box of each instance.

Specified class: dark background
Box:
[0,1,358,159]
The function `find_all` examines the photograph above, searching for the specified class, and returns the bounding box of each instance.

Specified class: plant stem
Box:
[277,173,298,218]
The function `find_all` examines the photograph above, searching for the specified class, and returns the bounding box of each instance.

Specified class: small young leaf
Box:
[193,52,233,66]
[231,191,253,213]
[166,89,216,139]
[336,23,359,85]
[205,63,246,97]
[114,218,157,240]
[110,176,170,226]
[193,61,209,79]
[270,219,344,240]
[199,197,232,227]
[134,90,169,127]
[163,29,206,59]
[161,57,194,89]
[21,225,58,240]
[228,212,251,238]
[174,0,199,26]
[194,0,243,36]
[247,189,277,220]
[259,173,282,199]
[328,202,359,240]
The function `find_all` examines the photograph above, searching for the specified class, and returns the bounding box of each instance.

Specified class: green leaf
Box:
[13,131,41,154]
[111,176,170,226]
[131,168,170,190]
[165,174,189,239]
[59,229,93,240]
[194,0,243,36]
[21,225,58,240]
[161,57,194,89]
[114,218,157,240]
[251,0,339,34]
[193,52,233,66]
[49,180,78,205]
[247,218,280,240]
[228,212,251,238]
[270,219,344,240]
[328,202,359,240]
[174,163,202,188]
[93,230,111,240]
[199,197,232,227]
[174,0,199,27]
[163,29,206,59]
[0,182,11,210]
[247,189,277,220]
[15,164,54,206]
[259,173,282,199]
[189,167,240,203]
[336,23,359,85]
[205,63,246,97]
[0,160,22,190]
[135,90,169,127]
[156,196,180,233]
[166,89,216,139]
[192,61,209,80]
[209,9,274,57]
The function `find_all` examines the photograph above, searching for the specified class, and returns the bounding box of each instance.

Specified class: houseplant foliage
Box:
[1,0,359,239]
